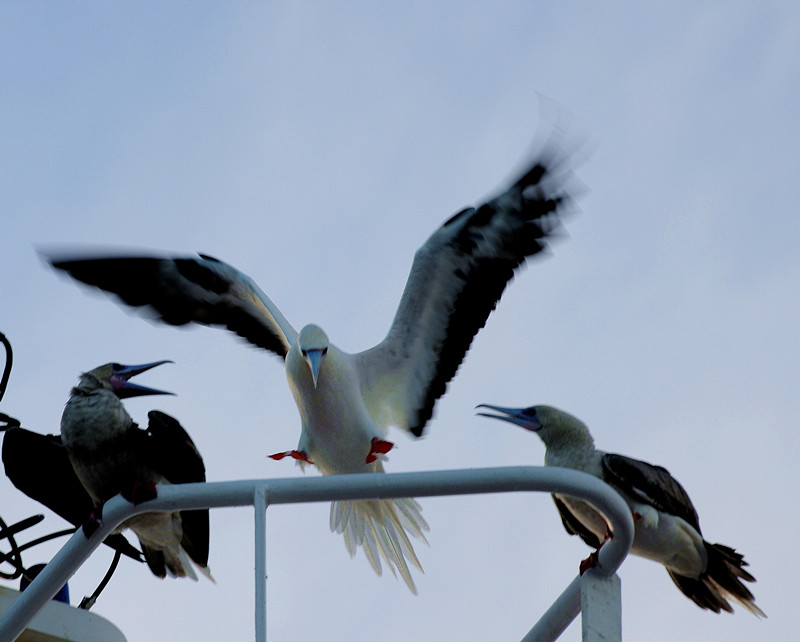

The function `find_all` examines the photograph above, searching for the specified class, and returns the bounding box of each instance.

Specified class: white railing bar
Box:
[521,540,625,642]
[0,466,633,642]
[524,574,583,641]
[253,484,267,642]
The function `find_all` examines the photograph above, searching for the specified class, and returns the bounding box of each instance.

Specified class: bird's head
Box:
[297,325,329,389]
[78,361,174,399]
[476,403,593,450]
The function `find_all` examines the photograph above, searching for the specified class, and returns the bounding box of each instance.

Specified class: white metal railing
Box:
[0,466,634,642]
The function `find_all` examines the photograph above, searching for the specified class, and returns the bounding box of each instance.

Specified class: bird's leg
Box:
[579,525,614,574]
[366,437,394,464]
[121,480,158,505]
[82,504,104,538]
[579,550,600,575]
[269,449,314,464]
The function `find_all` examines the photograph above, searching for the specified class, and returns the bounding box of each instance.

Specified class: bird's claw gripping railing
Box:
[0,467,634,642]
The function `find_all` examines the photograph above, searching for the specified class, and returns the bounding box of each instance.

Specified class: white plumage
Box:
[48,135,576,591]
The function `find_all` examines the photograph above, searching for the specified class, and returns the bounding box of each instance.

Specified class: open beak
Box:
[476,404,541,431]
[110,360,174,398]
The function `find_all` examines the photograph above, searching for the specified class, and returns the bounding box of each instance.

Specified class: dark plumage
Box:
[60,361,211,581]
[2,426,143,561]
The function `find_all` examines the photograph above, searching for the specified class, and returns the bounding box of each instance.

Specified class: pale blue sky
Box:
[2,2,798,640]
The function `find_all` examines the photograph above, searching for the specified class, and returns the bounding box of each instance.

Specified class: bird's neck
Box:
[543,430,597,471]
[70,384,98,397]
[61,389,132,447]
[73,372,108,394]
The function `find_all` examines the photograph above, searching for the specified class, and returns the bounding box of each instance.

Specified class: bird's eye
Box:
[300,349,307,357]
[111,362,122,371]
[322,347,328,356]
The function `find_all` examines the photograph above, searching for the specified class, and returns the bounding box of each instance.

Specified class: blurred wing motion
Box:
[48,129,579,592]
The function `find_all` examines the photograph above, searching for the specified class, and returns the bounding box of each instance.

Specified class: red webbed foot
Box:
[579,550,600,575]
[269,450,314,464]
[121,480,158,505]
[366,437,394,464]
[82,505,103,538]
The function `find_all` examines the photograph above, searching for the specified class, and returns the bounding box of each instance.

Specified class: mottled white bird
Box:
[61,361,212,581]
[47,138,576,592]
[477,404,764,616]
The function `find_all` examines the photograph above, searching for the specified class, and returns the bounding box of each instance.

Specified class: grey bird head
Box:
[476,403,593,449]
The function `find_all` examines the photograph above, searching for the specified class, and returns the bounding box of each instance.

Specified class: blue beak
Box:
[110,360,174,398]
[475,404,542,431]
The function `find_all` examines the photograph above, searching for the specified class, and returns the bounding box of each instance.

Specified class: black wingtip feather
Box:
[410,143,577,434]
[48,253,291,357]
[141,545,168,579]
[513,162,548,190]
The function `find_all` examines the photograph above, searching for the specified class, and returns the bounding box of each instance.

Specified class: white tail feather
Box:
[173,547,199,581]
[330,496,429,593]
[159,543,215,582]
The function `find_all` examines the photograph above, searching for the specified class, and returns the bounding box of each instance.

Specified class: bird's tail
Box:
[667,541,765,617]
[138,531,215,583]
[330,496,429,594]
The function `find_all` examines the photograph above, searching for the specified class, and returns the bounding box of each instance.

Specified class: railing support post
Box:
[0,466,633,642]
[580,570,621,642]
[254,484,267,642]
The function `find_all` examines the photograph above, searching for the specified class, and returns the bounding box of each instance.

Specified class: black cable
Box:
[0,332,13,406]
[14,527,77,556]
[0,515,43,580]
[1,332,124,606]
[79,550,122,610]
[0,332,21,430]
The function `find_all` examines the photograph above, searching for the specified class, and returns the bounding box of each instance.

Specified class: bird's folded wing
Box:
[143,410,206,484]
[1,427,143,561]
[140,410,209,568]
[552,495,603,548]
[602,453,701,532]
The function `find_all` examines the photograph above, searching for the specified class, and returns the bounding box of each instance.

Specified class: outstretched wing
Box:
[144,410,209,568]
[359,138,578,436]
[47,252,297,358]
[602,453,702,532]
[1,427,143,561]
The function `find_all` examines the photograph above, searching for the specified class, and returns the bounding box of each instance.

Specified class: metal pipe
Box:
[254,485,267,642]
[0,466,633,642]
[520,538,629,642]
[522,575,582,641]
